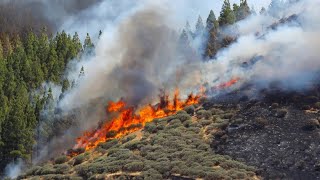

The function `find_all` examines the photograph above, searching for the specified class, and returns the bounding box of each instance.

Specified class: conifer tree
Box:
[206,10,219,31]
[219,0,236,26]
[195,16,205,35]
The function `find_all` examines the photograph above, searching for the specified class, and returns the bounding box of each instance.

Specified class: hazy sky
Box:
[170,0,272,28]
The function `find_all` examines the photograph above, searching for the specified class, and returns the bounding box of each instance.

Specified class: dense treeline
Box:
[0,28,95,172]
[180,0,255,58]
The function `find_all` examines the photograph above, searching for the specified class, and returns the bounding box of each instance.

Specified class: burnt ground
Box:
[207,87,320,180]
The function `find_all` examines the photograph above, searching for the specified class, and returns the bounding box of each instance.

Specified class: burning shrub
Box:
[54,155,69,164]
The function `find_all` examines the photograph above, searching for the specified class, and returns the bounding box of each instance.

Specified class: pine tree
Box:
[206,10,219,31]
[238,0,251,20]
[195,16,205,35]
[83,33,94,52]
[72,32,83,55]
[219,0,236,27]
[260,7,267,15]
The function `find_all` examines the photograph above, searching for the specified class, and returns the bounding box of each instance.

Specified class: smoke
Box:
[32,0,320,167]
[4,159,24,179]
[203,0,320,92]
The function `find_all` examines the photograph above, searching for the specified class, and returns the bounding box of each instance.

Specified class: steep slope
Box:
[18,104,258,180]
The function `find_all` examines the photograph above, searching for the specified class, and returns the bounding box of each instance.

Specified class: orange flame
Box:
[70,90,201,155]
[214,77,240,90]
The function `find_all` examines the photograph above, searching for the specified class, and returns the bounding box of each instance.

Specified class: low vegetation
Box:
[18,105,257,180]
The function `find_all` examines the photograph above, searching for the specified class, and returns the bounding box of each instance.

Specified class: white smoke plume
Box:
[3,159,24,179]
[33,0,320,166]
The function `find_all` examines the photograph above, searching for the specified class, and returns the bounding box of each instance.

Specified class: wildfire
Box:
[68,78,240,156]
[214,77,240,90]
[69,89,202,155]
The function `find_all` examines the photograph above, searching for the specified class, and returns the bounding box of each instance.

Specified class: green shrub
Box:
[142,168,163,180]
[175,113,192,122]
[210,108,224,115]
[183,120,193,128]
[221,113,234,119]
[54,155,69,164]
[39,165,56,175]
[24,166,42,176]
[199,119,212,127]
[121,134,136,143]
[106,130,118,138]
[99,139,119,150]
[184,105,195,115]
[144,122,157,133]
[123,140,141,150]
[196,110,211,119]
[73,153,88,166]
[53,164,70,174]
[123,161,144,172]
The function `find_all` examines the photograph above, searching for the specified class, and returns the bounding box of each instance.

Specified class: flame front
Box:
[71,90,202,154]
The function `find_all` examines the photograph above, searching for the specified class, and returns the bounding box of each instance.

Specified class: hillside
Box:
[18,103,258,180]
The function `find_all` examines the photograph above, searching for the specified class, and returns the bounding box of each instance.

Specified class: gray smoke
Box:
[33,0,320,168]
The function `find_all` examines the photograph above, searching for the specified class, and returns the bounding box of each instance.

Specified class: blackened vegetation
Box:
[208,85,320,179]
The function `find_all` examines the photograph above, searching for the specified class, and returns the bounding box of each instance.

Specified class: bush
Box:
[255,117,268,128]
[54,155,69,164]
[121,134,136,144]
[199,119,212,127]
[221,113,234,119]
[73,153,88,166]
[210,108,224,115]
[196,110,211,119]
[99,139,119,150]
[25,166,42,176]
[315,102,320,109]
[274,109,288,118]
[123,161,144,172]
[184,105,195,115]
[106,130,118,138]
[53,164,70,174]
[123,140,141,150]
[175,113,192,122]
[142,168,163,180]
[144,122,157,133]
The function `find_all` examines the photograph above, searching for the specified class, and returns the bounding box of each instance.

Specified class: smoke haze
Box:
[32,0,320,167]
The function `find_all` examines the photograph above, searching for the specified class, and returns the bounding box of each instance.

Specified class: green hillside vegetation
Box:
[18,105,257,180]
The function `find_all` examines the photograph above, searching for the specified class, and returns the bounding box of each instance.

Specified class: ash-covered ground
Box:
[206,85,320,180]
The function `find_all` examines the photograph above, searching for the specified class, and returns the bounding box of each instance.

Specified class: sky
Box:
[170,0,272,29]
